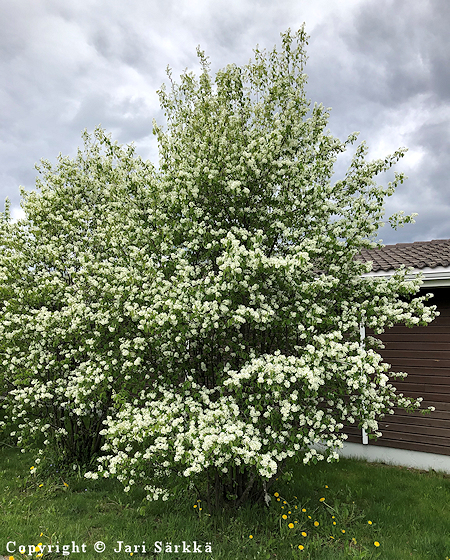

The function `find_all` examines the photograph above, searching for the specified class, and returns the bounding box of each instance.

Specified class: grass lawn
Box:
[1,445,450,559]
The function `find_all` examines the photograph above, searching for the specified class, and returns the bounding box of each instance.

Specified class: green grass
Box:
[1,446,450,559]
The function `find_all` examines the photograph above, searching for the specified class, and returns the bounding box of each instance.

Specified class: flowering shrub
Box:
[0,27,436,505]
[0,132,159,466]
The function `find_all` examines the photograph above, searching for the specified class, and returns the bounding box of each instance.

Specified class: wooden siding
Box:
[346,287,450,455]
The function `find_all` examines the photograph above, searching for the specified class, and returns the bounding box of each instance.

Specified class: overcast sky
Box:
[1,0,449,245]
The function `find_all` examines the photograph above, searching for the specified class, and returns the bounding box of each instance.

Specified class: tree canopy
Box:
[0,27,436,508]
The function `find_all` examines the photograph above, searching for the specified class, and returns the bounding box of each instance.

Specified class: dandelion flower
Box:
[330,536,334,539]
[283,500,287,504]
[368,520,373,525]
[341,530,345,534]
[282,514,288,520]
[30,466,35,470]
[193,505,197,508]
[301,532,307,537]
[249,535,253,539]
[333,522,336,525]
[298,545,304,550]
[288,511,291,514]
[63,482,69,487]
[325,485,328,488]
[352,538,357,544]
[308,515,311,519]
[374,542,380,547]
[274,492,279,497]
[314,521,319,527]
[288,523,294,529]
[39,484,43,488]
[319,497,325,502]
[302,508,306,512]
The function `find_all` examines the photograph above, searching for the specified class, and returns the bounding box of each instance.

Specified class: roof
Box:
[358,239,450,272]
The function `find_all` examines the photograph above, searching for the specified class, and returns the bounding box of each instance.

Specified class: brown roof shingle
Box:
[358,239,450,272]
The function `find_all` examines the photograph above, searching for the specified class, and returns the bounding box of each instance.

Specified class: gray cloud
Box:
[1,0,449,245]
[303,0,450,243]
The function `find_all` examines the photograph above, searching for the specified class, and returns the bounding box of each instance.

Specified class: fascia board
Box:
[362,266,450,287]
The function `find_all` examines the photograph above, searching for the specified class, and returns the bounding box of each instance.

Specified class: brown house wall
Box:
[345,287,450,455]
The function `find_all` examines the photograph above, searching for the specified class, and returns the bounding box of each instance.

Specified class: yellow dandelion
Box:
[288,523,294,529]
[352,538,357,544]
[30,466,35,470]
[301,532,307,537]
[294,496,297,499]
[9,556,14,560]
[368,520,373,525]
[298,544,304,550]
[38,484,43,488]
[295,520,299,524]
[288,511,291,514]
[333,522,336,525]
[40,533,43,537]
[199,507,202,511]
[193,504,197,508]
[277,498,280,502]
[295,505,298,509]
[281,505,285,509]
[282,514,288,520]
[130,554,133,557]
[249,535,253,539]
[319,497,325,502]
[374,542,380,547]
[283,500,287,504]
[314,521,319,527]
[332,515,335,519]
[274,492,279,497]
[330,536,334,539]
[302,508,306,512]
[325,485,328,488]
[342,530,345,534]
[63,482,69,487]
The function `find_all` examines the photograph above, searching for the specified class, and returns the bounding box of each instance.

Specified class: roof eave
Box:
[362,265,450,287]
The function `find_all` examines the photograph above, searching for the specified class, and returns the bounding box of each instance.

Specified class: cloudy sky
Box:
[1,0,449,245]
